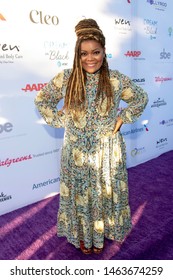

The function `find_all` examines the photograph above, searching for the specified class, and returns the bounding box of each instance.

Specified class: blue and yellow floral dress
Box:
[35,69,148,249]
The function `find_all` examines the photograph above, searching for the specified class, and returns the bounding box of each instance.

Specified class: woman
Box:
[35,18,148,254]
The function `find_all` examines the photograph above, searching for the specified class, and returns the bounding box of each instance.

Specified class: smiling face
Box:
[80,40,105,74]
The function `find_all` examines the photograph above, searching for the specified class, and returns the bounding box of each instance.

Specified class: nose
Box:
[87,54,94,61]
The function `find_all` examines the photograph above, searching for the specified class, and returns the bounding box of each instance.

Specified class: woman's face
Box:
[80,40,105,74]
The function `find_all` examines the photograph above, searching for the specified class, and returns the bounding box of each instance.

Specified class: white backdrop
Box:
[0,0,173,215]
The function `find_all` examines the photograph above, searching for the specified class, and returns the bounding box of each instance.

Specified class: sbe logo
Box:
[29,10,59,25]
[160,48,171,59]
[0,122,13,134]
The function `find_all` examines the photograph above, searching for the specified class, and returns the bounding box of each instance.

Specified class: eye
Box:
[81,52,87,57]
[94,50,100,55]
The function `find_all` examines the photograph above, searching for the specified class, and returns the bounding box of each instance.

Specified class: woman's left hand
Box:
[112,117,123,134]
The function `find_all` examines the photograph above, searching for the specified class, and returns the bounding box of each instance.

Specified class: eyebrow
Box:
[81,48,101,52]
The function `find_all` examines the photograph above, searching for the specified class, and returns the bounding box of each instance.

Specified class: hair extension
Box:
[64,18,113,116]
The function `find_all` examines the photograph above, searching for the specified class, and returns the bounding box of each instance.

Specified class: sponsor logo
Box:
[114,17,131,35]
[131,147,146,157]
[0,43,23,64]
[144,18,158,40]
[132,78,146,85]
[32,177,60,190]
[0,13,6,21]
[168,27,173,37]
[44,40,70,67]
[0,192,12,203]
[0,155,32,168]
[29,10,59,25]
[143,124,149,131]
[160,118,173,126]
[151,98,167,108]
[155,76,173,82]
[21,83,47,92]
[124,50,145,60]
[0,122,13,134]
[106,53,112,59]
[156,137,168,149]
[160,48,171,59]
[122,127,144,136]
[147,0,167,11]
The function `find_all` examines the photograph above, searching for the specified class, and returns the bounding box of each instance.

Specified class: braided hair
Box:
[64,18,113,115]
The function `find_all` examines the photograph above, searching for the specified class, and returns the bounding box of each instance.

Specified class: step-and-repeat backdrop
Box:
[1,0,173,215]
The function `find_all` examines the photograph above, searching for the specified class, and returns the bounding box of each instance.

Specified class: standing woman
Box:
[35,18,148,254]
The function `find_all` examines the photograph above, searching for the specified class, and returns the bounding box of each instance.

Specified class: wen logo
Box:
[0,13,6,21]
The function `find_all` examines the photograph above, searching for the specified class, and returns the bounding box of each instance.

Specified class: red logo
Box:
[124,51,141,57]
[21,83,47,92]
[0,155,32,168]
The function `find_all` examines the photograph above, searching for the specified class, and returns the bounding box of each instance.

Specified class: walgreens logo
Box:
[0,155,32,168]
[155,76,173,82]
[21,83,47,92]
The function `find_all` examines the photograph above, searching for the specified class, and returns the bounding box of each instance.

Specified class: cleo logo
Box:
[0,13,6,21]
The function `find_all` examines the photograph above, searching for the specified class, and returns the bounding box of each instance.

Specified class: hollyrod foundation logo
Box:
[147,0,167,11]
[21,83,47,92]
[0,192,12,203]
[160,118,173,126]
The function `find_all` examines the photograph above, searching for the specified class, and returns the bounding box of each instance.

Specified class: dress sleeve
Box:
[34,70,67,128]
[118,73,149,124]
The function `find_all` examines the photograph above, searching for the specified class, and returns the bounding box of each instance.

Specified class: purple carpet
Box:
[0,151,173,260]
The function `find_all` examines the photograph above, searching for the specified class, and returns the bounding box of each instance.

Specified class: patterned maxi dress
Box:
[35,69,148,249]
